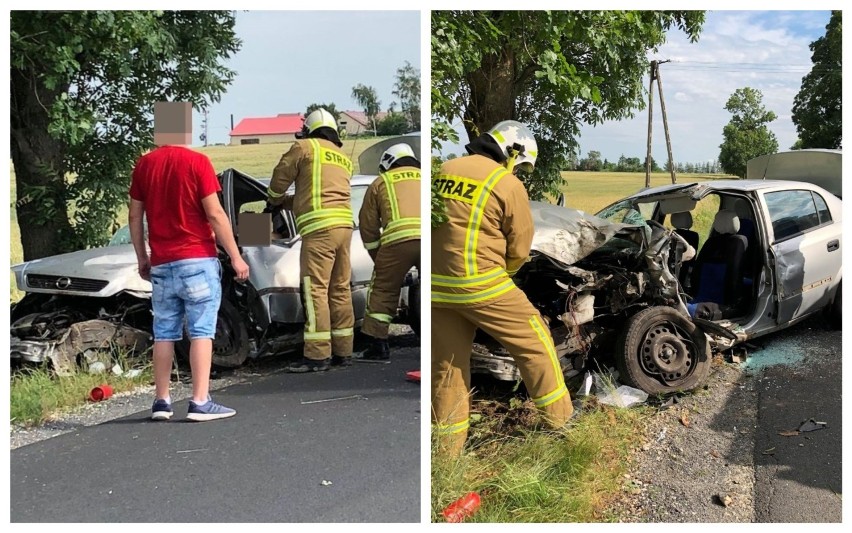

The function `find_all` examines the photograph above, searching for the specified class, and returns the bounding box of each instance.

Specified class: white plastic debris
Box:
[88,361,106,374]
[598,385,649,408]
[579,371,594,396]
[124,369,143,378]
[111,364,123,376]
[320,480,333,486]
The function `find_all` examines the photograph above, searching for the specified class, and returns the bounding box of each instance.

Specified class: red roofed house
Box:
[338,110,388,136]
[229,113,304,146]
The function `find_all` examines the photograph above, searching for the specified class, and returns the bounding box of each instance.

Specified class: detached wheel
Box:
[616,306,711,395]
[177,298,249,368]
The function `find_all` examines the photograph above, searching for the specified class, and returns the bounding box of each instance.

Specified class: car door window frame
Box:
[763,189,830,244]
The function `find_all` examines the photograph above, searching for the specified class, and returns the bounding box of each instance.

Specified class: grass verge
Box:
[10,353,153,426]
[431,396,650,522]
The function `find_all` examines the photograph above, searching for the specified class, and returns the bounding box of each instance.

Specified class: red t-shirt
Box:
[129,145,221,266]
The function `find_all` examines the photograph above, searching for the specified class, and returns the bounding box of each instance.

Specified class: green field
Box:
[559,170,735,214]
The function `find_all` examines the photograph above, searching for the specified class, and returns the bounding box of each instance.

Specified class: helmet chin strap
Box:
[503,147,519,173]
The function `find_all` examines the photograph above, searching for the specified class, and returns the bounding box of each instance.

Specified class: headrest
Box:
[713,210,740,235]
[671,211,693,230]
[733,198,752,220]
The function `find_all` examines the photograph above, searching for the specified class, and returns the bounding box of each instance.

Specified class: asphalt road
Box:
[10,338,421,523]
[618,316,842,523]
[752,321,842,522]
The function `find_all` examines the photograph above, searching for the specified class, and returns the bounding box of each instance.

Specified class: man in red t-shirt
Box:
[129,102,249,422]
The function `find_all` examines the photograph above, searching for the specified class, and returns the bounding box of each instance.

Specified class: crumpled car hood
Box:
[11,244,152,296]
[529,201,645,266]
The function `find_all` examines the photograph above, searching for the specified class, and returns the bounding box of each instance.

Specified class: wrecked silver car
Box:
[473,169,841,395]
[11,136,421,374]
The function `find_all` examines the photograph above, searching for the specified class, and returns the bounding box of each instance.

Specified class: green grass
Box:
[558,170,734,214]
[10,353,153,426]
[432,398,650,522]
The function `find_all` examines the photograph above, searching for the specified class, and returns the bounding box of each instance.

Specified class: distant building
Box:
[338,110,388,136]
[229,113,304,145]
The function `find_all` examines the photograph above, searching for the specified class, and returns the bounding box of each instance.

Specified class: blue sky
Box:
[437,10,834,166]
[191,10,421,145]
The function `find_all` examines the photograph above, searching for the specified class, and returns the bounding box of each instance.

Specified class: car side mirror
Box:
[556,192,565,207]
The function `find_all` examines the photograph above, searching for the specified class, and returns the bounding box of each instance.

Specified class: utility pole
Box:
[203,109,209,147]
[644,61,656,189]
[656,60,677,184]
[644,60,677,188]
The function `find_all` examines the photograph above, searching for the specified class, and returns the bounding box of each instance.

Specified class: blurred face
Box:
[153,102,192,146]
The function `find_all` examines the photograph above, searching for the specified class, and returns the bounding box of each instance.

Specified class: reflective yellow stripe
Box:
[385,217,420,231]
[430,278,515,304]
[381,228,420,246]
[319,148,353,174]
[296,207,353,227]
[533,385,568,408]
[529,314,564,389]
[363,240,380,250]
[381,172,400,220]
[304,331,331,341]
[490,129,506,143]
[267,186,286,199]
[464,168,508,276]
[331,327,353,337]
[368,312,394,324]
[308,139,322,211]
[431,267,507,288]
[303,277,316,332]
[434,418,470,435]
[299,216,354,236]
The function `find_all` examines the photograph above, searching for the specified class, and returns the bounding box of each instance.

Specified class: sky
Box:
[191,10,421,146]
[437,10,834,166]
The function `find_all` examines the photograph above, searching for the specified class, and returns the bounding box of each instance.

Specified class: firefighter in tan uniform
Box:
[267,108,355,372]
[356,143,421,362]
[432,120,576,455]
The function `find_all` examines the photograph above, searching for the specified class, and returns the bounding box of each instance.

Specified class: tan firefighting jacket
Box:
[359,166,421,253]
[431,154,534,307]
[267,138,354,237]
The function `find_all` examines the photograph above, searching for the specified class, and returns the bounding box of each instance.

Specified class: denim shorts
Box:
[150,258,222,341]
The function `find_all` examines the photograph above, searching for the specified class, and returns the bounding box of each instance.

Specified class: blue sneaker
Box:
[186,398,236,422]
[151,399,173,421]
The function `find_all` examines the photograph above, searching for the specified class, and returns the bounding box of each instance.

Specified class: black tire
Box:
[830,282,842,330]
[615,306,711,395]
[176,298,249,368]
[408,280,421,337]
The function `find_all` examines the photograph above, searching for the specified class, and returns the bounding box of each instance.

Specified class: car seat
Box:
[690,210,748,309]
[732,198,759,290]
[671,211,699,288]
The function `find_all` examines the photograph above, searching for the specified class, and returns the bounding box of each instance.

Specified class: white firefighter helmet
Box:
[485,120,538,172]
[303,108,338,134]
[379,143,418,172]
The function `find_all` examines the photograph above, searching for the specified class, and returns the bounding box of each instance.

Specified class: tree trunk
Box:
[10,67,74,261]
[463,46,516,140]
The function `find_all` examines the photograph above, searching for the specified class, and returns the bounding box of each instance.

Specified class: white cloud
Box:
[580,10,831,164]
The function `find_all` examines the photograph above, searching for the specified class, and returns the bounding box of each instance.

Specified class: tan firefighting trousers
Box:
[362,239,421,339]
[432,287,574,455]
[300,227,354,359]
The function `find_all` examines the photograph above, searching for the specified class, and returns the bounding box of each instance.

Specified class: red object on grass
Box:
[406,370,421,383]
[442,492,481,522]
[89,384,114,402]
